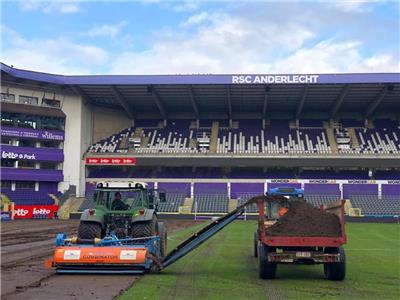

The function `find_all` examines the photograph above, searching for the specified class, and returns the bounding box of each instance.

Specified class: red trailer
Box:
[254,199,347,280]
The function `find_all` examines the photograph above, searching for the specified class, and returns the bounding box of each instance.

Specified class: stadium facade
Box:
[1,63,399,216]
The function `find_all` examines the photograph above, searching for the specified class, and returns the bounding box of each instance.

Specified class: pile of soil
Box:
[266,201,342,237]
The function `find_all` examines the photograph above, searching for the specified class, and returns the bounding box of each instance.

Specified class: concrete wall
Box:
[46,91,90,196]
[78,100,93,197]
[1,85,53,105]
[92,107,132,142]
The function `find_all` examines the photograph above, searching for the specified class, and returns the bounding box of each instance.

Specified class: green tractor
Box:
[78,181,168,256]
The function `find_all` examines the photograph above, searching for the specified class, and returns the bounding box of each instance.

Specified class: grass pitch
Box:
[120,221,400,300]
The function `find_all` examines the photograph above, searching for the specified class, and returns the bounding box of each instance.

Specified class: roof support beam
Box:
[262,88,269,118]
[295,86,308,118]
[330,84,350,118]
[150,86,167,120]
[69,85,90,105]
[364,85,388,118]
[110,86,135,119]
[226,86,232,119]
[188,85,199,119]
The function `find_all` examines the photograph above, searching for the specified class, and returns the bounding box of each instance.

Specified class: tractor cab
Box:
[94,182,166,212]
[79,181,166,239]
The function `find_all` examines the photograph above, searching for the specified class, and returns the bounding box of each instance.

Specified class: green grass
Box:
[119,222,400,300]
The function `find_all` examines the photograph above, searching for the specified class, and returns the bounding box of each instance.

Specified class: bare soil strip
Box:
[1,219,197,300]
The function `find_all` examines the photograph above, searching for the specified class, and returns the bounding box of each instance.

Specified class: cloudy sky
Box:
[1,0,399,75]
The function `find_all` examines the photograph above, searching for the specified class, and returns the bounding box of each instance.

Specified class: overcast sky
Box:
[1,0,399,75]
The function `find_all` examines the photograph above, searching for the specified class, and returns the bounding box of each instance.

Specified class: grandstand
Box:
[1,63,399,218]
[157,193,186,213]
[193,194,229,214]
[86,118,399,155]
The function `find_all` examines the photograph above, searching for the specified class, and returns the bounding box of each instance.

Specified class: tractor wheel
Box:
[324,247,346,281]
[253,232,258,257]
[77,222,102,239]
[258,242,277,279]
[131,214,158,241]
[158,222,167,258]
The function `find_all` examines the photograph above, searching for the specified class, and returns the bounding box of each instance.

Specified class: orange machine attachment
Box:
[48,246,147,265]
[45,234,157,274]
[45,246,149,273]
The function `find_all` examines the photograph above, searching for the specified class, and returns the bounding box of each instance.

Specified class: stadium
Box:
[1,62,399,299]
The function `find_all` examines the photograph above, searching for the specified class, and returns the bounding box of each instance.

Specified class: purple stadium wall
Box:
[231,183,264,198]
[1,168,63,182]
[382,185,400,197]
[304,183,340,196]
[157,182,190,196]
[194,183,227,194]
[343,184,378,198]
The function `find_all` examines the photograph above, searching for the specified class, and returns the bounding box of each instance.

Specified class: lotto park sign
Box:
[231,75,319,84]
[85,157,137,165]
[13,205,59,219]
[1,145,64,162]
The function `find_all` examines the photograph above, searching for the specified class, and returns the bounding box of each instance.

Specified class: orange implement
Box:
[46,246,149,273]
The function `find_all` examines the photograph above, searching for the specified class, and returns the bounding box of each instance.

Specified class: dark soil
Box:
[266,201,342,237]
[1,218,201,300]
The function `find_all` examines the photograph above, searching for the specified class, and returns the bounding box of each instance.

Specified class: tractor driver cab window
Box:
[126,190,142,208]
[147,190,155,209]
[96,191,106,207]
[111,192,129,210]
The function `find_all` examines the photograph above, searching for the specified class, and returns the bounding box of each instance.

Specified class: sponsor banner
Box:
[269,179,299,183]
[308,179,337,184]
[85,157,136,165]
[347,180,376,184]
[387,180,400,184]
[13,205,59,219]
[1,126,64,141]
[1,145,63,162]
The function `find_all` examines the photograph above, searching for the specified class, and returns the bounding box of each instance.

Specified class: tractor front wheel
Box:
[77,222,102,239]
[131,214,158,241]
[158,222,167,258]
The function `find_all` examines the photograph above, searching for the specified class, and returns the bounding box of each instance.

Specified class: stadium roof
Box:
[2,63,399,119]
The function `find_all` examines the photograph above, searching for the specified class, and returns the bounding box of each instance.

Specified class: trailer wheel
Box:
[158,222,167,258]
[324,246,346,281]
[253,232,258,257]
[131,214,158,241]
[258,243,277,279]
[77,222,102,239]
